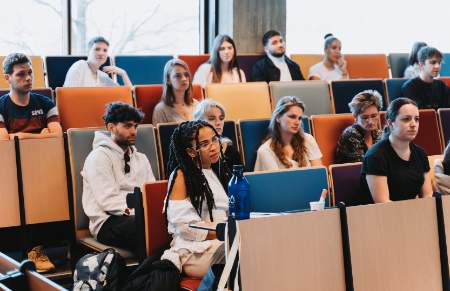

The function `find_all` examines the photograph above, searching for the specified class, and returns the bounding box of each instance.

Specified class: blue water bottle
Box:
[228,165,250,220]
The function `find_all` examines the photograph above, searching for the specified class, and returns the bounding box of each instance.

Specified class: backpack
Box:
[72,248,126,291]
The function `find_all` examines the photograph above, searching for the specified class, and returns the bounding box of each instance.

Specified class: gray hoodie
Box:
[81,131,155,237]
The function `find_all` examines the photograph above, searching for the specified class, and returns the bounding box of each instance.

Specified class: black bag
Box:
[124,257,180,291]
[72,248,126,291]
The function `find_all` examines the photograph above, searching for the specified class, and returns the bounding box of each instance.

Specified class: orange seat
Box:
[0,56,46,89]
[310,114,355,166]
[135,84,203,125]
[345,54,389,79]
[56,86,133,130]
[290,54,323,78]
[380,109,443,155]
[142,181,201,290]
[178,54,210,75]
[439,77,450,88]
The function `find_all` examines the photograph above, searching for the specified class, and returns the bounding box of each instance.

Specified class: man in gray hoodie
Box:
[82,102,155,251]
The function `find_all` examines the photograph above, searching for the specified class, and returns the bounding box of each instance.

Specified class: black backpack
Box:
[72,248,126,291]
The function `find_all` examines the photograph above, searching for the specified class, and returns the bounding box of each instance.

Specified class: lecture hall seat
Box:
[345,54,389,79]
[178,54,209,76]
[290,54,323,77]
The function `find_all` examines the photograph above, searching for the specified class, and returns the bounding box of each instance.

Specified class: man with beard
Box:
[82,102,155,251]
[401,46,450,110]
[63,36,132,87]
[251,30,304,82]
[0,53,62,140]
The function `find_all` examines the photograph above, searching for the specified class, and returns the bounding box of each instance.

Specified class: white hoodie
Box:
[81,131,155,237]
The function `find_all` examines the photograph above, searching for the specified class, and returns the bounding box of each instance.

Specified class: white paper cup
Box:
[310,201,325,211]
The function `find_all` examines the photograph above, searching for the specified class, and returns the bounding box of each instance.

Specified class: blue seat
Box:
[385,78,408,103]
[330,79,386,114]
[239,117,310,172]
[441,53,450,77]
[45,56,112,89]
[244,167,329,212]
[388,53,409,78]
[157,121,238,178]
[114,55,172,85]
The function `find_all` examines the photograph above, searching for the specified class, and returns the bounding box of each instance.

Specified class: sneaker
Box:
[27,246,55,273]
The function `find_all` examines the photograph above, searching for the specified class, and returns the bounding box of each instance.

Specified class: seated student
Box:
[361,98,433,203]
[160,120,231,280]
[193,34,246,88]
[335,90,383,163]
[193,99,241,181]
[254,96,322,171]
[401,46,450,109]
[0,53,63,273]
[0,53,62,141]
[404,41,427,79]
[63,36,132,87]
[82,102,155,251]
[308,34,349,82]
[251,30,304,82]
[435,142,450,195]
[152,59,198,125]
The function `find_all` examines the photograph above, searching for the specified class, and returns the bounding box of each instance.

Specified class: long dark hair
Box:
[209,35,242,83]
[382,97,418,139]
[408,42,427,66]
[165,120,230,220]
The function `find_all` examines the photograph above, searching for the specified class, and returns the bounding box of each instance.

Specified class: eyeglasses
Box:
[124,151,130,174]
[196,135,220,152]
[360,113,379,121]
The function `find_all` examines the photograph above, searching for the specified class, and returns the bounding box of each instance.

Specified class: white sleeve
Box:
[307,63,321,80]
[143,155,156,182]
[82,151,127,215]
[63,61,83,87]
[192,63,211,88]
[239,69,246,83]
[304,133,323,161]
[254,143,280,171]
[167,199,208,241]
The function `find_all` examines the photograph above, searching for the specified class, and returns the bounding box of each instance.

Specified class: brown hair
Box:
[268,96,308,168]
[208,35,242,83]
[348,90,383,117]
[161,58,194,107]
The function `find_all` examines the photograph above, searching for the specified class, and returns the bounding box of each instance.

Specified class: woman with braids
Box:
[160,120,231,280]
[254,96,322,171]
[361,97,432,203]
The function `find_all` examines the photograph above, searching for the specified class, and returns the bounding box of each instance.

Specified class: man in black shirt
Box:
[401,46,450,109]
[251,30,304,83]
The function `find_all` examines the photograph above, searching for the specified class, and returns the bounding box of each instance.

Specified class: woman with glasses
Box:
[160,120,231,283]
[361,98,432,203]
[335,90,383,163]
[308,34,349,82]
[254,96,322,171]
[152,59,198,125]
[193,99,241,175]
[193,34,246,88]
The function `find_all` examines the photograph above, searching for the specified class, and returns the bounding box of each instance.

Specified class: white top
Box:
[404,64,421,79]
[308,61,344,82]
[81,132,156,237]
[165,168,228,254]
[63,60,117,87]
[193,63,246,88]
[254,134,322,171]
[267,54,292,81]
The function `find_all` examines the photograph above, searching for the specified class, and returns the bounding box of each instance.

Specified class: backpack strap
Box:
[217,227,240,291]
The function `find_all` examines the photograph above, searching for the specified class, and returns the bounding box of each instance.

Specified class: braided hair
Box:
[165,120,230,221]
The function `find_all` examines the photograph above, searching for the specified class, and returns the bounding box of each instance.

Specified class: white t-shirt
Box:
[63,60,117,87]
[193,63,246,88]
[254,134,323,171]
[267,54,292,81]
[308,61,344,82]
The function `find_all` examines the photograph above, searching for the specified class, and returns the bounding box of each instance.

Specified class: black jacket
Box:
[251,55,304,82]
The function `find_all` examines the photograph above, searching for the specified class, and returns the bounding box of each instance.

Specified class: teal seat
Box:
[441,53,450,76]
[239,117,310,172]
[244,167,329,212]
[385,78,408,103]
[114,55,172,85]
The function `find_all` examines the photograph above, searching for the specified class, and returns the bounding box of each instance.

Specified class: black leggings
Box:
[97,215,137,252]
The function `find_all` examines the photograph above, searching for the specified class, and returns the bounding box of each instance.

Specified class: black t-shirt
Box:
[401,77,450,109]
[361,138,430,201]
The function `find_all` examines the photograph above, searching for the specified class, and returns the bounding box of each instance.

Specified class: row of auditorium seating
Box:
[3,53,450,90]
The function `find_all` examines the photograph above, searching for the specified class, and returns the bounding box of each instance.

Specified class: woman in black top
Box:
[193,99,240,186]
[361,97,432,202]
[335,90,383,163]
